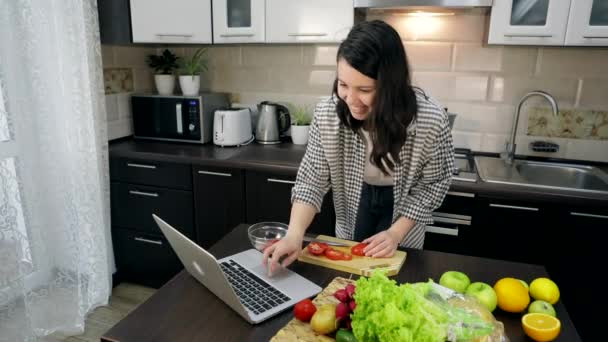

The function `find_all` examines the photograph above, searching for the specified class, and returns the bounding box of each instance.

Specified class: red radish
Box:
[334,289,349,303]
[349,300,356,312]
[335,302,350,321]
[346,284,356,299]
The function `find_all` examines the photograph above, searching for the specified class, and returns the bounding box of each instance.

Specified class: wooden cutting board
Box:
[297,235,407,276]
[270,277,355,342]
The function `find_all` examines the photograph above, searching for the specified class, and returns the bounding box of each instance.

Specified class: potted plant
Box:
[288,103,313,145]
[147,49,179,95]
[179,47,209,96]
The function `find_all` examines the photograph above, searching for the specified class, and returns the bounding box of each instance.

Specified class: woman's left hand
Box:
[362,228,402,258]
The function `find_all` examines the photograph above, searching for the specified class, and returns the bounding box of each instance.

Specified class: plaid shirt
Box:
[292,90,454,249]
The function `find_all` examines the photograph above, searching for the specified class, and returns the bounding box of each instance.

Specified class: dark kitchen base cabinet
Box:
[245,170,335,237]
[424,191,476,255]
[193,166,245,249]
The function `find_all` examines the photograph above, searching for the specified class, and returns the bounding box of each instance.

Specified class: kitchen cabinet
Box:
[424,191,476,255]
[472,196,549,264]
[213,0,265,43]
[97,0,132,45]
[245,170,335,236]
[565,0,608,46]
[545,206,607,341]
[193,165,245,248]
[265,0,353,43]
[488,0,572,45]
[130,0,212,43]
[110,157,194,288]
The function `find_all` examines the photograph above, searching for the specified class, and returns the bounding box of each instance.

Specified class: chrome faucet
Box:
[502,90,559,165]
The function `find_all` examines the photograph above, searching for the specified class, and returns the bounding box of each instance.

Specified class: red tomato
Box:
[325,249,346,260]
[351,243,368,256]
[293,299,317,322]
[341,253,353,261]
[307,242,329,255]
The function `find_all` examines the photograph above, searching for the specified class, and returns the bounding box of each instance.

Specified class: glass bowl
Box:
[247,222,288,251]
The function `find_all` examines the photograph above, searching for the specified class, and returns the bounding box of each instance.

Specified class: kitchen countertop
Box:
[110,138,608,206]
[101,223,581,342]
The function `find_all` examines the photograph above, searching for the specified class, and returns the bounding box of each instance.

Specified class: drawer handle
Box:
[127,163,157,169]
[156,33,193,38]
[129,190,159,198]
[198,170,232,177]
[267,178,296,185]
[134,237,163,245]
[504,34,553,38]
[287,33,328,37]
[426,226,458,236]
[433,212,472,221]
[220,33,255,37]
[432,216,471,226]
[447,191,475,198]
[583,35,608,39]
[571,212,608,220]
[490,203,538,211]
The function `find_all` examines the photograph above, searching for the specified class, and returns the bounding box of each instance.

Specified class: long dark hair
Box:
[333,20,418,175]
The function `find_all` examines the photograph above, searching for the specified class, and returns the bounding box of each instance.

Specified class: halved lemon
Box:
[522,313,561,341]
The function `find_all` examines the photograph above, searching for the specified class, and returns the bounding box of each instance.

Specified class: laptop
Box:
[152,214,322,324]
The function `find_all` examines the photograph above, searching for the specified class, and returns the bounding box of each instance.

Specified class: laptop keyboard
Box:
[220,260,291,315]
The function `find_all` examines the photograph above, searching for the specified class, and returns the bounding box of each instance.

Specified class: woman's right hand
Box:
[262,232,303,276]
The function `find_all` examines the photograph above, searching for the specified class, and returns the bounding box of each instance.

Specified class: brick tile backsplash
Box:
[101,10,608,161]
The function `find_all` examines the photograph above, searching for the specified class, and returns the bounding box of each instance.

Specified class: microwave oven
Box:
[131,93,229,144]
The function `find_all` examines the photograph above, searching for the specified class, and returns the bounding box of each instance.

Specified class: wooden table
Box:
[102,224,581,341]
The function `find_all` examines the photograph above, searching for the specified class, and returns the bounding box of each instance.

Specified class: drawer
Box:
[434,191,476,217]
[110,157,192,190]
[111,182,195,238]
[112,228,183,288]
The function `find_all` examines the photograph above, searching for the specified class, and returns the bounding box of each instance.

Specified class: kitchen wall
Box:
[102,8,608,162]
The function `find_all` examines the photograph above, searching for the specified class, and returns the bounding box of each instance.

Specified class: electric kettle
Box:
[255,101,291,144]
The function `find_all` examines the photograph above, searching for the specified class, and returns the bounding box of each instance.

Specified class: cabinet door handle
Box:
[432,216,471,226]
[504,34,553,38]
[129,190,159,198]
[287,33,328,37]
[134,237,163,245]
[583,35,608,39]
[156,33,193,38]
[489,203,538,211]
[426,226,459,236]
[267,178,296,185]
[220,33,255,37]
[570,212,608,219]
[447,191,475,198]
[197,170,232,177]
[127,163,157,169]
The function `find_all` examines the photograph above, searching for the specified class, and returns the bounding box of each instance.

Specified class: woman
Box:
[264,20,454,275]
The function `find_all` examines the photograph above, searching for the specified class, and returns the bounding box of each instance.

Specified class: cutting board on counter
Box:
[297,235,407,276]
[271,277,354,342]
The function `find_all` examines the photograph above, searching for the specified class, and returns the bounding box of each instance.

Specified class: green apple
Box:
[465,282,498,312]
[528,300,556,317]
[519,279,529,291]
[439,271,471,293]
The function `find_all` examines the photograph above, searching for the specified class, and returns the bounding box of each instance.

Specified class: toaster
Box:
[213,108,254,147]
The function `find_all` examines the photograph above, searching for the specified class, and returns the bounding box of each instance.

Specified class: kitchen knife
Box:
[302,235,352,247]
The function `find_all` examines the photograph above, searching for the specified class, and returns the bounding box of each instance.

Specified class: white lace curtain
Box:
[0,0,113,340]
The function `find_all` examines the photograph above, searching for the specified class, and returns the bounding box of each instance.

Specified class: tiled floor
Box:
[46,283,156,342]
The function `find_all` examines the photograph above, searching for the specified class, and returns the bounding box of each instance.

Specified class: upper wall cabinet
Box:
[488,0,572,45]
[565,0,608,46]
[265,0,354,43]
[213,0,265,43]
[130,0,212,44]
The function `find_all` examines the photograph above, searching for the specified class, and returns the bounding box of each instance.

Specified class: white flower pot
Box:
[291,125,310,145]
[154,74,175,95]
[179,75,200,96]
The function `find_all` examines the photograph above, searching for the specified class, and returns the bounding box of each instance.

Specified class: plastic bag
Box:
[427,283,509,342]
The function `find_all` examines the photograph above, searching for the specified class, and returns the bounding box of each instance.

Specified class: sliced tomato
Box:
[341,253,353,261]
[325,249,345,260]
[351,243,368,256]
[307,242,329,255]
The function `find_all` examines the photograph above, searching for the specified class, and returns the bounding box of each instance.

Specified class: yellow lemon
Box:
[530,278,560,304]
[522,313,561,341]
[494,277,530,313]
